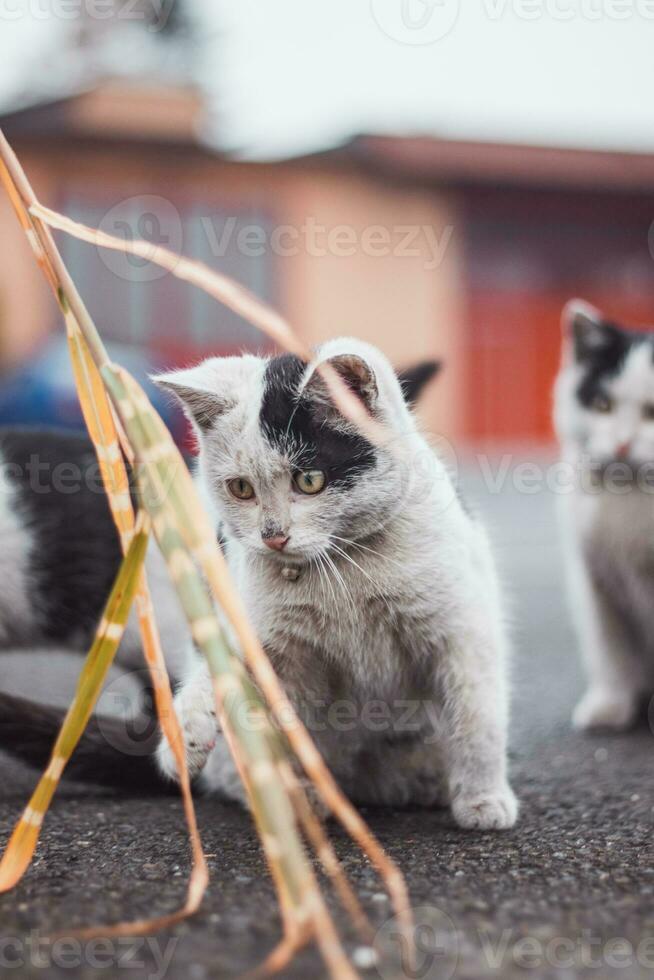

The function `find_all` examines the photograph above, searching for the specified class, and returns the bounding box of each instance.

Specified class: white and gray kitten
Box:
[554,300,654,732]
[153,338,517,829]
[0,340,517,829]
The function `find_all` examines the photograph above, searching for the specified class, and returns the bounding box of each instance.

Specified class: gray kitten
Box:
[154,338,517,829]
[0,341,517,829]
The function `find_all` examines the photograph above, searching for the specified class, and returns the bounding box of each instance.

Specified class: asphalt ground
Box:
[1,452,653,980]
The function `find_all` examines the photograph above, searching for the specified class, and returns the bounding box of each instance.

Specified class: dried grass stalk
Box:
[0,518,149,889]
[0,132,210,937]
[30,202,390,449]
[0,129,413,976]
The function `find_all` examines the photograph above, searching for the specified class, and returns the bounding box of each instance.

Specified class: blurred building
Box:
[1,83,653,443]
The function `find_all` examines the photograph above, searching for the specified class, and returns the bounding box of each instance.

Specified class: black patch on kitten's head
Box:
[259,353,377,489]
[575,324,632,409]
[565,303,635,409]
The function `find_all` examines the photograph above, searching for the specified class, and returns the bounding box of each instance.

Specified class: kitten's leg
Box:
[570,559,645,732]
[196,731,248,807]
[156,658,219,783]
[155,655,249,806]
[439,626,518,831]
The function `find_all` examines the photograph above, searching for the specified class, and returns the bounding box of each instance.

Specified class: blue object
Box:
[0,336,185,443]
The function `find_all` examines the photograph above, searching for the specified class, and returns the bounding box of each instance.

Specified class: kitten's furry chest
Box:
[254,567,442,763]
[575,488,654,565]
[231,545,440,705]
[573,487,654,646]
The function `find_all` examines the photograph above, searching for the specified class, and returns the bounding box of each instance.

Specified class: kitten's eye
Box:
[591,393,613,413]
[643,403,654,421]
[293,470,326,495]
[227,477,255,500]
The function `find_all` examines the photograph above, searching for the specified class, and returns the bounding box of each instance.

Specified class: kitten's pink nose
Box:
[616,441,631,459]
[263,535,289,552]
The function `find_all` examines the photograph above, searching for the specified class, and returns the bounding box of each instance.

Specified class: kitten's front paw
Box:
[572,689,638,732]
[156,696,217,783]
[452,786,518,831]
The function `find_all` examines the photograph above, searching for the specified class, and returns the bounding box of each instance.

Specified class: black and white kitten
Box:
[153,338,516,828]
[0,342,517,829]
[555,301,654,731]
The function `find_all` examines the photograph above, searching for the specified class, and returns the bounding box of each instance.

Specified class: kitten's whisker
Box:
[322,549,356,621]
[330,543,384,587]
[314,552,337,613]
[330,543,395,618]
[322,552,355,635]
[323,551,350,603]
[312,557,328,628]
[330,534,404,571]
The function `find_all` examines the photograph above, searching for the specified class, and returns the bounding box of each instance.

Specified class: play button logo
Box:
[371,0,460,44]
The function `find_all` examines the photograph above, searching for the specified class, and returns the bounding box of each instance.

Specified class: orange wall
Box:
[0,143,466,438]
[464,187,654,443]
[0,156,54,368]
[4,141,654,446]
[281,171,465,439]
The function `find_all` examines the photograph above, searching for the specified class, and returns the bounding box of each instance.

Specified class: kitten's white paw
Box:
[572,689,638,732]
[156,695,217,783]
[452,786,518,831]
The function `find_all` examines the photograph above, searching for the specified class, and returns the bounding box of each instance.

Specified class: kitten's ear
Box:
[151,361,234,432]
[303,353,378,417]
[562,300,621,361]
[398,360,442,405]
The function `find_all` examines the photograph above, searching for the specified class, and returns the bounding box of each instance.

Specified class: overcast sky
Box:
[0,17,69,111]
[1,0,653,160]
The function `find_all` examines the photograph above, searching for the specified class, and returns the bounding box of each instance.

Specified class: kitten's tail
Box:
[0,692,171,793]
